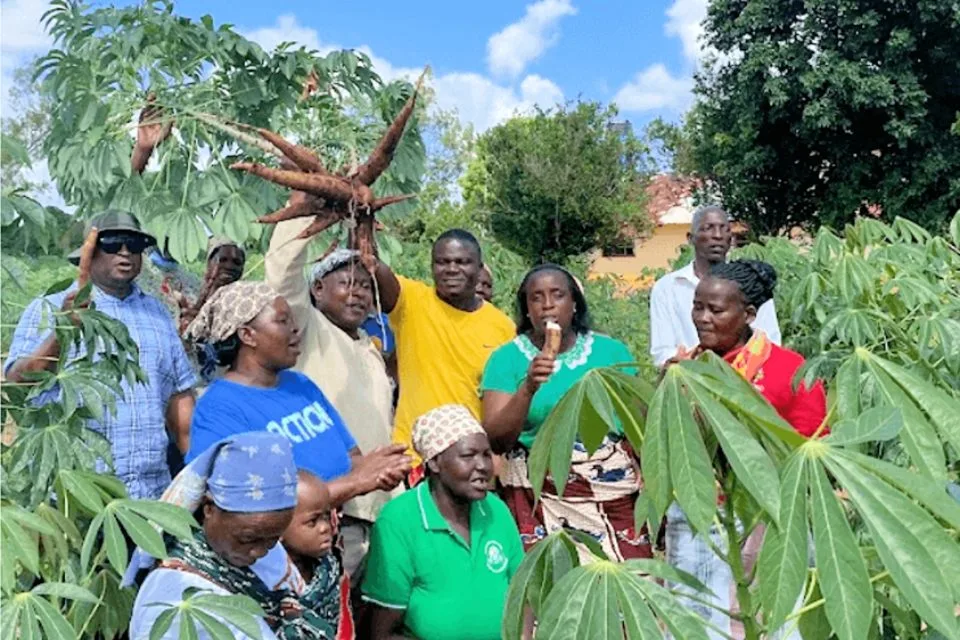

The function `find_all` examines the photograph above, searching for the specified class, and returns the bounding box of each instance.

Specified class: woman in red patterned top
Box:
[692,259,826,436]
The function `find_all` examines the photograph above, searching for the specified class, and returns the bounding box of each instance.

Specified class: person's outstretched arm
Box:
[371,262,402,314]
[265,216,316,334]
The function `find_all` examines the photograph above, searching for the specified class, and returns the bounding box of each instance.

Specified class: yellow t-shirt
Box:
[390,276,515,464]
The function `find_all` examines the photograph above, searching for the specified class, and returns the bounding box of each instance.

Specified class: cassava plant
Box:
[505,217,960,640]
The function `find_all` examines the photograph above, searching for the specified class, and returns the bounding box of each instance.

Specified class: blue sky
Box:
[2,0,708,132]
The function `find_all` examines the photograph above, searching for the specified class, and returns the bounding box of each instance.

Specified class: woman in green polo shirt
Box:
[360,405,523,640]
[481,264,653,562]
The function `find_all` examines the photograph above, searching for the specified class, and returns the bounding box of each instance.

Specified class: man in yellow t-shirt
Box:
[373,229,515,466]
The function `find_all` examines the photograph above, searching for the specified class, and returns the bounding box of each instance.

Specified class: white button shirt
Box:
[649,261,782,367]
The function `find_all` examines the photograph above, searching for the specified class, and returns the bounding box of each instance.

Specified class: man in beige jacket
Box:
[266,216,397,581]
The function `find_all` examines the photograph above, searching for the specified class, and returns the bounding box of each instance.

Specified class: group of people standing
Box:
[6,181,827,637]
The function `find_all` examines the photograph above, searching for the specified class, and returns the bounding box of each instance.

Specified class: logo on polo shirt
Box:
[484,541,508,574]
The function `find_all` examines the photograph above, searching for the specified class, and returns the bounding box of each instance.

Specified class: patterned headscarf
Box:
[311,248,360,283]
[412,404,487,463]
[122,431,298,587]
[185,281,278,344]
[206,235,245,262]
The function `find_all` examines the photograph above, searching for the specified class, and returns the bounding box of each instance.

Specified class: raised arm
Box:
[265,217,316,334]
[372,262,401,314]
[481,353,554,453]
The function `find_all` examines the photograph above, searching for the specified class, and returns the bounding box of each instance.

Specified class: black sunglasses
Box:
[97,233,156,255]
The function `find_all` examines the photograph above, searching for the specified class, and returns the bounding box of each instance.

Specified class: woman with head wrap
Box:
[127,431,330,639]
[689,259,826,435]
[480,264,652,562]
[666,260,825,640]
[360,405,523,640]
[184,280,410,533]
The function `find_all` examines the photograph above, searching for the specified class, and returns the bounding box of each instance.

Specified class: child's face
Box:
[283,480,334,558]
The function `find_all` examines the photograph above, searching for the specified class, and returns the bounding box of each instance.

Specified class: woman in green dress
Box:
[481,264,652,561]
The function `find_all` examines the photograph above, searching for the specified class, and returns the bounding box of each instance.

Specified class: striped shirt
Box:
[4,283,197,499]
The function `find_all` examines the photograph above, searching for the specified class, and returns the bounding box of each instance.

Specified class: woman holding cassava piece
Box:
[480,264,652,561]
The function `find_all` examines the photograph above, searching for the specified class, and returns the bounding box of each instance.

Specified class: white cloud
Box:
[486,0,576,79]
[613,63,692,113]
[1,0,54,116]
[665,0,709,63]
[241,14,563,133]
[433,72,563,132]
[239,14,322,53]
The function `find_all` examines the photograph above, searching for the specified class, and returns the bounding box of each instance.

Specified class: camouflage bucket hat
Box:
[67,210,156,265]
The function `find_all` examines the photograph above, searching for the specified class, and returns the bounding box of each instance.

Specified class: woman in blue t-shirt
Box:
[185,281,411,507]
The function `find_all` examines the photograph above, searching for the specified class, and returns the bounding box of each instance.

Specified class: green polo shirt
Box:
[361,481,524,640]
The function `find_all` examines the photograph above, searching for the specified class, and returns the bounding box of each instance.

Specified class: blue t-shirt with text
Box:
[187,370,357,481]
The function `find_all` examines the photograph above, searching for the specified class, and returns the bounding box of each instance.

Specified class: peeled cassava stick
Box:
[296,209,343,240]
[542,321,562,358]
[353,69,427,186]
[232,162,373,206]
[76,227,99,290]
[256,128,328,174]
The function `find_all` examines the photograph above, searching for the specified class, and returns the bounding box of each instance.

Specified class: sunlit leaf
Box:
[825,407,903,446]
[665,370,715,534]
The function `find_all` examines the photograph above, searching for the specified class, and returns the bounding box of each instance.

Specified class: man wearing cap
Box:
[265,216,396,581]
[5,211,198,500]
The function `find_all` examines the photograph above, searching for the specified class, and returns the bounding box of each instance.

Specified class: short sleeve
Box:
[480,343,523,394]
[333,407,358,452]
[495,499,525,579]
[164,322,198,397]
[186,387,241,461]
[388,276,428,328]
[362,506,415,609]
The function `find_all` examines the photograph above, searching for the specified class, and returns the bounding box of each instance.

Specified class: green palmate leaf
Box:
[4,504,57,536]
[622,558,711,596]
[528,381,585,499]
[863,362,946,482]
[594,367,654,450]
[114,505,167,558]
[685,377,781,523]
[581,373,619,453]
[1,516,40,576]
[807,455,873,640]
[640,375,671,523]
[58,469,106,514]
[124,500,199,541]
[950,210,960,247]
[31,582,98,604]
[757,453,809,632]
[833,449,960,530]
[30,595,77,639]
[179,611,201,640]
[80,512,105,574]
[836,253,874,302]
[825,453,960,638]
[864,351,960,454]
[102,511,130,575]
[502,531,578,639]
[635,578,712,640]
[825,407,903,447]
[612,575,664,640]
[190,609,239,640]
[149,608,179,640]
[190,593,269,639]
[665,371,716,534]
[537,564,619,638]
[834,356,863,422]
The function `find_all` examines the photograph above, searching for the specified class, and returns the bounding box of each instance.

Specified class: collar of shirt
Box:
[415,482,490,540]
[673,261,699,286]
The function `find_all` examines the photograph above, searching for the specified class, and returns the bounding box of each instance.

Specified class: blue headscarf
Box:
[122,431,298,586]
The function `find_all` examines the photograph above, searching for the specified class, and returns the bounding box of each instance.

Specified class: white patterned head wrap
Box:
[311,248,360,283]
[185,281,279,343]
[412,404,487,463]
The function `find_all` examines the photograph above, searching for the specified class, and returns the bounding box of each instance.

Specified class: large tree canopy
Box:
[688,0,960,233]
[34,0,424,262]
[464,102,649,265]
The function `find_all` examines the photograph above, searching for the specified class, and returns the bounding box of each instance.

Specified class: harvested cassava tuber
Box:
[231,162,373,207]
[257,191,325,224]
[76,227,99,290]
[296,209,343,240]
[352,71,427,186]
[256,128,328,174]
[542,321,562,358]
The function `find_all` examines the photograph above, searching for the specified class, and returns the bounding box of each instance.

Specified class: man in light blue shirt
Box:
[5,211,197,499]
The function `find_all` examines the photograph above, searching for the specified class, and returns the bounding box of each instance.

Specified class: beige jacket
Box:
[266,217,398,523]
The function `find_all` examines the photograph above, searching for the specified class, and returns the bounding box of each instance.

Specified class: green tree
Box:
[688,0,960,234]
[464,101,651,264]
[34,0,424,263]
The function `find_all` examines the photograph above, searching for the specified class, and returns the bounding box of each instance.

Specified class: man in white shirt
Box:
[649,205,781,367]
[648,205,790,640]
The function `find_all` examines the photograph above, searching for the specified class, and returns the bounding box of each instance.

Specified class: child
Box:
[283,470,353,639]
